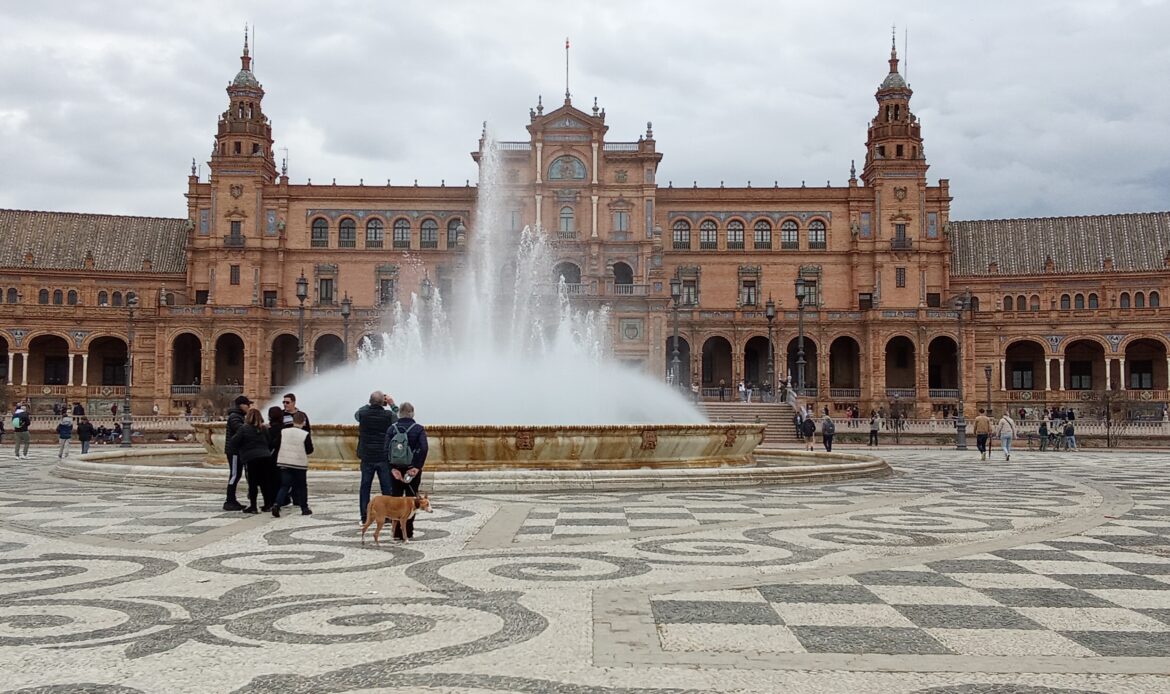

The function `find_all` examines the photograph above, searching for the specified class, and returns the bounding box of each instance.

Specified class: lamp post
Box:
[765,296,776,402]
[340,293,352,362]
[669,277,682,390]
[954,292,971,450]
[294,271,308,378]
[984,364,993,416]
[794,277,807,396]
[120,294,138,448]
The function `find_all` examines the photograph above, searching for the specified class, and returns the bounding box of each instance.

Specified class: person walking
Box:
[738,380,746,402]
[272,411,313,517]
[12,404,31,459]
[1038,420,1049,452]
[111,403,118,419]
[868,412,880,447]
[222,395,252,511]
[228,407,276,514]
[821,413,836,452]
[56,415,74,459]
[800,415,817,452]
[355,390,398,524]
[972,408,993,461]
[386,402,428,540]
[77,417,95,454]
[1063,420,1077,451]
[995,410,1018,461]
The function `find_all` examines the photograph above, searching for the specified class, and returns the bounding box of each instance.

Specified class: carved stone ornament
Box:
[723,428,737,447]
[640,429,658,450]
[893,186,907,201]
[614,169,628,183]
[230,184,244,198]
[515,429,535,450]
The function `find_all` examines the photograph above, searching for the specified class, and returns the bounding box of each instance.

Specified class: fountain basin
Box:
[193,422,765,471]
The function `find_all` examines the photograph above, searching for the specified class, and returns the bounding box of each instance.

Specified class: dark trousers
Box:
[225,454,242,503]
[390,470,423,539]
[275,467,308,511]
[868,430,878,446]
[823,435,834,452]
[719,387,725,401]
[359,460,392,523]
[976,433,988,454]
[245,459,278,509]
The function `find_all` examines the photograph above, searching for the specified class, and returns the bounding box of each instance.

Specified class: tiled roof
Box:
[0,209,188,273]
[951,212,1170,276]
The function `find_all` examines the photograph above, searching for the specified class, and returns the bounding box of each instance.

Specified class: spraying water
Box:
[282,136,704,425]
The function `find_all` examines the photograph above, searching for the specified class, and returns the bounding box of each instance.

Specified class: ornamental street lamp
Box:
[765,296,776,402]
[121,294,138,448]
[669,277,682,391]
[984,364,993,416]
[954,292,972,450]
[794,277,807,396]
[340,293,352,362]
[294,271,309,378]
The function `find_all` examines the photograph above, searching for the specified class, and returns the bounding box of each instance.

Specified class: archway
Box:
[358,333,385,356]
[701,336,732,388]
[0,335,8,385]
[87,336,128,386]
[928,336,959,391]
[1063,339,1105,391]
[743,336,771,392]
[271,334,299,389]
[1124,339,1168,390]
[28,335,70,386]
[613,262,634,286]
[884,336,916,391]
[1004,339,1045,391]
[786,336,819,392]
[314,334,346,374]
[553,261,581,285]
[172,333,202,386]
[829,336,861,391]
[214,333,245,386]
[664,336,692,388]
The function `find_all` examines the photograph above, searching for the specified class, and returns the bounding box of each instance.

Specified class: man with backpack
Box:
[56,415,74,459]
[355,390,398,525]
[12,403,31,459]
[385,402,428,540]
[821,411,836,452]
[800,415,817,451]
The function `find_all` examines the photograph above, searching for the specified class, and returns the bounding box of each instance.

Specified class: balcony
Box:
[830,388,861,399]
[603,142,640,152]
[929,388,960,400]
[699,240,718,250]
[780,241,799,250]
[223,235,246,248]
[393,240,410,249]
[170,385,201,395]
[607,282,649,296]
[885,388,916,399]
[558,230,577,240]
[338,238,356,248]
[88,385,126,398]
[672,241,692,251]
[754,241,772,250]
[727,241,744,250]
[890,238,913,251]
[420,239,439,249]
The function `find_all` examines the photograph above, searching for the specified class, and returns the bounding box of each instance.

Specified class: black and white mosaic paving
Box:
[2,448,1169,692]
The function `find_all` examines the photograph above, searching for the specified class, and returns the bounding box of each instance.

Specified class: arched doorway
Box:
[786,336,818,393]
[1004,339,1045,391]
[702,336,732,388]
[612,262,634,287]
[1063,339,1106,391]
[271,334,299,389]
[884,336,916,394]
[87,337,128,386]
[928,336,959,392]
[214,333,245,386]
[314,334,346,374]
[829,336,861,394]
[743,336,771,392]
[0,336,8,385]
[664,336,692,388]
[1123,339,1168,391]
[28,335,70,386]
[553,262,581,285]
[172,333,202,386]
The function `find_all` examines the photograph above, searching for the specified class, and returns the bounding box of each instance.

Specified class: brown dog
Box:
[361,493,432,544]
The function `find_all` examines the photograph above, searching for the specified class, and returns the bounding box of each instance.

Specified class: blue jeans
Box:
[359,460,392,522]
[81,440,91,454]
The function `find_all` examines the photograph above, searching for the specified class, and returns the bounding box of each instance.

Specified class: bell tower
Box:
[861,32,927,186]
[210,29,277,183]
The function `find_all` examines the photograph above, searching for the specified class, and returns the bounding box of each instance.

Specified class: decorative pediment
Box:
[549,116,588,129]
[314,264,338,276]
[737,265,762,278]
[607,196,634,211]
[224,206,247,218]
[677,265,701,279]
[375,264,398,277]
[555,188,580,203]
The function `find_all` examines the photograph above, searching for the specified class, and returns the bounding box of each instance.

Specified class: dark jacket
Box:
[72,404,85,416]
[225,406,247,456]
[355,404,398,462]
[229,423,271,464]
[266,421,285,461]
[57,421,74,439]
[385,417,428,469]
[77,421,95,442]
[13,410,30,433]
[800,418,817,437]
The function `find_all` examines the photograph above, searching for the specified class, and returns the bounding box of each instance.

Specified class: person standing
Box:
[868,412,880,447]
[995,410,1018,461]
[718,378,726,401]
[12,403,31,459]
[800,415,817,452]
[1063,420,1077,451]
[738,380,746,402]
[262,407,286,510]
[972,408,993,461]
[821,413,836,452]
[56,415,74,459]
[355,390,398,524]
[222,395,252,511]
[1038,420,1049,452]
[272,411,313,517]
[77,417,95,454]
[691,382,700,403]
[152,403,160,417]
[72,402,85,417]
[282,393,312,506]
[111,403,118,419]
[228,407,275,514]
[386,402,428,540]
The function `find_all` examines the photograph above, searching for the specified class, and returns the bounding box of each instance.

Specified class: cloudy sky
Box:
[1,0,1167,221]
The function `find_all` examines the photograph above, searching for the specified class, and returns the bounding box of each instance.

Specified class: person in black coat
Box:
[355,390,399,523]
[228,407,275,514]
[223,395,252,511]
[385,401,428,539]
[262,406,286,509]
[77,417,95,455]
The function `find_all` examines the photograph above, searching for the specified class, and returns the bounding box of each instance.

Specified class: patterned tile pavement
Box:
[1,446,1170,692]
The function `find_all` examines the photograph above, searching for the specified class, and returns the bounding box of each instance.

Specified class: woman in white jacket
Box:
[995,412,1018,461]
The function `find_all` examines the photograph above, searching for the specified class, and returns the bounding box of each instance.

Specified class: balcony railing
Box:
[830,388,861,399]
[338,238,356,248]
[223,235,246,248]
[603,142,640,152]
[699,240,718,250]
[608,282,649,296]
[87,385,126,397]
[393,240,410,249]
[170,385,201,395]
[890,238,913,251]
[558,230,577,240]
[886,388,916,399]
[780,240,799,250]
[420,239,439,249]
[929,388,960,399]
[673,240,692,250]
[727,241,745,250]
[754,241,772,250]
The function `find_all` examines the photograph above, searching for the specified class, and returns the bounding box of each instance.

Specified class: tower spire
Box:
[564,37,571,104]
[889,24,899,74]
[241,23,252,71]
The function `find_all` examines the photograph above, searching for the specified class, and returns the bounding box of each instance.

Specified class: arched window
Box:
[547,155,587,180]
[780,220,799,249]
[67,290,78,305]
[365,219,384,248]
[1030,295,1040,311]
[112,291,123,307]
[1135,292,1146,308]
[38,289,49,304]
[1087,293,1099,309]
[1060,294,1070,310]
[420,219,439,248]
[1016,294,1027,310]
[1003,296,1014,311]
[447,218,463,247]
[754,220,772,250]
[559,206,575,235]
[98,291,109,306]
[6,288,17,303]
[808,220,827,249]
[1151,291,1161,307]
[126,291,137,306]
[164,293,175,306]
[699,220,717,249]
[969,296,980,312]
[338,219,357,248]
[392,219,411,249]
[52,289,63,305]
[672,220,691,250]
[1120,292,1131,308]
[726,220,744,249]
[311,218,329,248]
[1074,294,1085,309]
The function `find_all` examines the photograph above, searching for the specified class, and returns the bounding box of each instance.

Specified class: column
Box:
[21,352,29,386]
[535,194,543,229]
[6,352,13,385]
[535,142,543,183]
[1119,357,1126,390]
[591,142,599,184]
[591,195,599,238]
[67,353,74,386]
[1058,357,1065,391]
[1105,359,1112,391]
[1044,358,1051,391]
[81,353,89,387]
[999,358,1006,390]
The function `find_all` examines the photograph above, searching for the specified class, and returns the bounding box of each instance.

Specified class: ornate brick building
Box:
[1,38,1166,420]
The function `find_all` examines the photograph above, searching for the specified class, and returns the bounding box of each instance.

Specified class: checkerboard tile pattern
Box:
[653,548,1170,657]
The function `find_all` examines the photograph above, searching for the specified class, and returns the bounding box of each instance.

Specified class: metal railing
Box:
[170,385,201,395]
[223,235,246,248]
[890,238,913,250]
[603,142,640,152]
[608,283,649,296]
[420,239,439,249]
[699,240,718,250]
[830,388,861,399]
[672,240,692,250]
[558,230,577,240]
[929,388,960,399]
[727,241,745,250]
[885,388,916,399]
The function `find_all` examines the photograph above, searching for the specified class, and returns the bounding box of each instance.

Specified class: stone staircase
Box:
[701,401,799,447]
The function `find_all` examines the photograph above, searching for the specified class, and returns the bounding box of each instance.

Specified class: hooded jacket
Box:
[355,404,398,462]
[225,406,247,456]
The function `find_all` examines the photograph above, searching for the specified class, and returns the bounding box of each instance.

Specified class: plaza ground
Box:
[1,447,1169,693]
